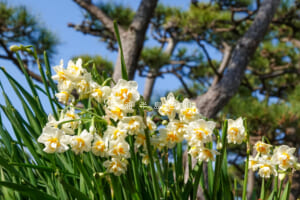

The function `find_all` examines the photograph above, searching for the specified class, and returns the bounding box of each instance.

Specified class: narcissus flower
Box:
[90,81,111,103]
[37,127,69,153]
[272,145,297,171]
[104,126,127,140]
[198,147,220,162]
[255,141,272,155]
[257,160,277,178]
[103,158,128,176]
[55,91,74,105]
[118,116,146,135]
[146,117,157,132]
[159,93,180,120]
[92,135,108,157]
[227,117,245,144]
[248,156,259,171]
[70,130,93,154]
[159,127,184,148]
[179,98,200,122]
[185,119,216,146]
[110,79,140,107]
[66,59,87,81]
[108,139,130,158]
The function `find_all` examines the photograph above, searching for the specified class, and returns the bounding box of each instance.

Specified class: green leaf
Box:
[113,20,128,80]
[60,179,91,200]
[0,181,57,200]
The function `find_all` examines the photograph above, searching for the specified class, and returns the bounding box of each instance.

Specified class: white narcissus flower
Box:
[248,156,259,171]
[159,127,184,148]
[106,103,127,121]
[257,160,277,178]
[198,147,220,162]
[272,145,297,171]
[110,79,140,107]
[37,127,69,153]
[90,81,111,103]
[55,91,74,104]
[92,134,108,157]
[255,141,272,155]
[188,146,201,158]
[103,158,128,176]
[66,59,87,81]
[118,116,146,135]
[104,126,127,140]
[179,98,201,122]
[60,108,80,133]
[70,130,93,154]
[159,93,180,120]
[108,138,130,158]
[185,119,216,146]
[146,117,157,132]
[135,131,146,149]
[167,120,187,137]
[77,79,90,98]
[52,60,67,83]
[227,117,245,144]
[141,154,150,165]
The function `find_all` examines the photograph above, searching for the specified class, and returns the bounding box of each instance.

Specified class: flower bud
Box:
[162,120,168,126]
[279,173,286,181]
[9,45,20,52]
[294,162,300,170]
[217,142,223,150]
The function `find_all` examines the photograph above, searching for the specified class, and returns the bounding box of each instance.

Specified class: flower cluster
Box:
[38,59,156,175]
[249,141,297,178]
[154,93,221,162]
[37,58,299,178]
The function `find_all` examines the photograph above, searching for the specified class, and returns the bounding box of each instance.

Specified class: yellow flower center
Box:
[57,71,66,80]
[116,88,132,104]
[70,65,79,72]
[182,108,196,119]
[95,141,105,152]
[75,138,85,148]
[194,128,208,140]
[229,127,239,136]
[66,113,76,119]
[47,137,60,150]
[203,149,213,159]
[94,88,103,97]
[112,145,125,155]
[167,131,179,142]
[279,152,290,166]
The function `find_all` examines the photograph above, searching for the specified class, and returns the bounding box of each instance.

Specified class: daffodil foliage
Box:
[0,48,298,200]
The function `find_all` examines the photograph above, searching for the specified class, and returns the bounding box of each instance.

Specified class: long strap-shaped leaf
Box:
[113,21,128,81]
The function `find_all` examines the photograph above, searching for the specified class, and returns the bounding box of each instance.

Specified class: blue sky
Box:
[0,0,221,131]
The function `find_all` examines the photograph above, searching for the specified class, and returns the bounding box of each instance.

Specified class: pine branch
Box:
[72,0,124,34]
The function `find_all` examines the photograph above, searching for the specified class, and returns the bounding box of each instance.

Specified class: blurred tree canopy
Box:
[0,1,58,82]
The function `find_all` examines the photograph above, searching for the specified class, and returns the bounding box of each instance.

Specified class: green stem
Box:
[144,128,160,200]
[242,118,249,200]
[274,166,278,200]
[128,136,142,197]
[277,179,283,199]
[260,178,265,200]
[212,120,228,200]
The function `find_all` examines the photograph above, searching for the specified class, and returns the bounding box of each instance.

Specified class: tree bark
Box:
[113,0,158,81]
[195,0,280,118]
[73,0,158,82]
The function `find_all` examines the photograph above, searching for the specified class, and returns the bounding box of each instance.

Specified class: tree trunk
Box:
[113,0,158,81]
[195,0,280,118]
[143,38,177,103]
